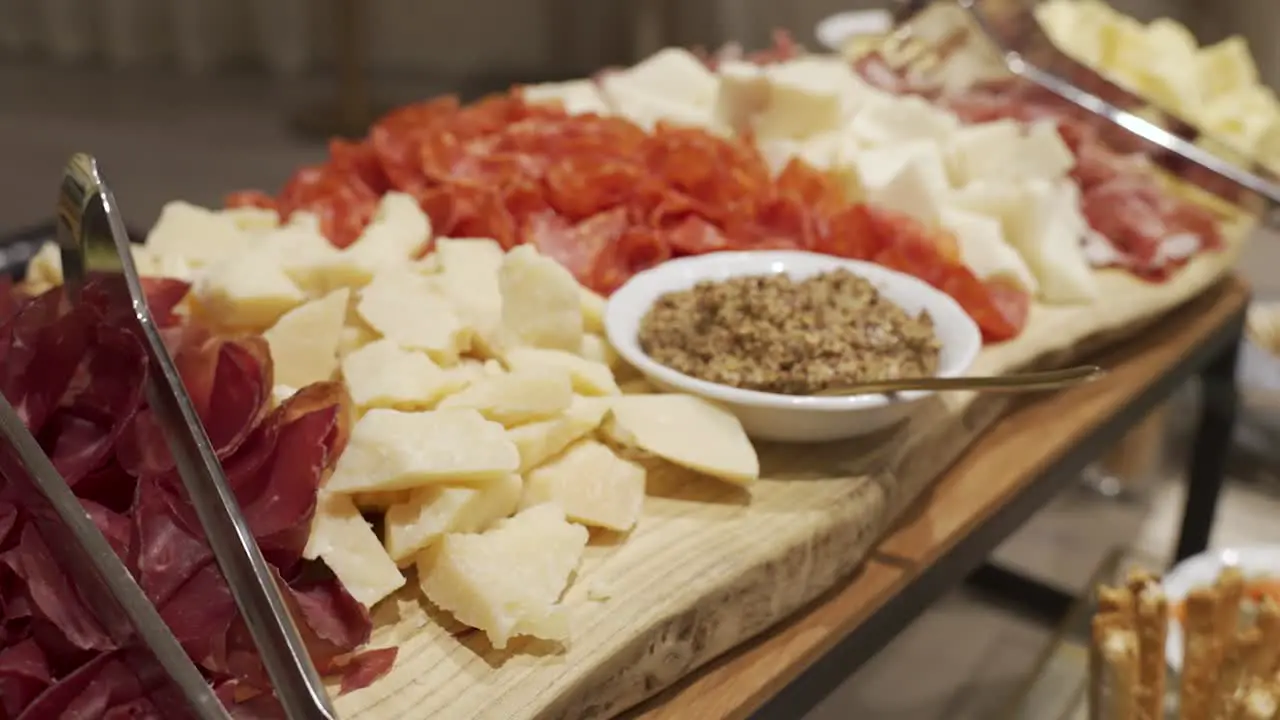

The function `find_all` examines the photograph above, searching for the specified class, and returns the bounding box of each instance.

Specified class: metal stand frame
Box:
[750,299,1245,720]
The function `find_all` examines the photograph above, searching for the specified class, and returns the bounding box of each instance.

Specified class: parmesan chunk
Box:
[263,288,349,388]
[418,503,587,649]
[304,493,406,607]
[522,440,646,532]
[504,347,620,396]
[357,271,471,364]
[326,409,519,493]
[341,339,464,410]
[437,367,573,427]
[192,249,307,331]
[506,396,611,472]
[603,395,759,484]
[383,474,522,565]
[499,245,583,352]
[146,201,253,268]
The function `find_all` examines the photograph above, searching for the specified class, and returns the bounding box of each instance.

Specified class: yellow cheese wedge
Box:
[303,493,406,607]
[418,502,588,649]
[326,408,519,493]
[499,245,583,352]
[263,288,349,388]
[506,396,611,472]
[341,339,464,410]
[357,270,471,365]
[437,367,573,427]
[383,474,522,565]
[521,440,646,532]
[146,200,253,268]
[603,395,758,484]
[504,347,620,396]
[191,249,308,331]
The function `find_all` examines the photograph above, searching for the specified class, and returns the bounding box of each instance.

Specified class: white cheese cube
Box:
[303,493,406,607]
[437,367,573,427]
[1004,180,1098,304]
[357,270,471,365]
[603,395,758,484]
[341,339,465,410]
[938,207,1038,294]
[522,440,646,532]
[599,76,720,131]
[753,58,850,140]
[617,47,720,109]
[850,139,945,191]
[145,201,252,268]
[499,245,584,352]
[947,119,1074,185]
[863,153,951,225]
[506,396,611,472]
[326,408,519,493]
[383,473,522,565]
[849,94,960,146]
[418,503,588,649]
[263,288,349,388]
[520,80,612,115]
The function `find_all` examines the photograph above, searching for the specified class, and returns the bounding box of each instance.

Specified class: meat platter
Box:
[0,2,1269,718]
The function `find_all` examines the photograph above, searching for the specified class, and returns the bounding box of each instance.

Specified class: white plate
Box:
[1162,545,1280,673]
[815,10,894,52]
[604,251,981,443]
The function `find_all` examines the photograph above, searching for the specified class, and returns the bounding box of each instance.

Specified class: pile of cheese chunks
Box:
[526,47,1114,305]
[27,194,759,651]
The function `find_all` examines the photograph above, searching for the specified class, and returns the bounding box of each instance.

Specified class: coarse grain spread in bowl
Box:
[637,269,942,395]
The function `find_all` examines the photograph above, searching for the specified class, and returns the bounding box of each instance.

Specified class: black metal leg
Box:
[1173,316,1244,562]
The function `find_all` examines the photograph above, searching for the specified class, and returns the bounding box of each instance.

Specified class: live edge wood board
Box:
[336,213,1255,720]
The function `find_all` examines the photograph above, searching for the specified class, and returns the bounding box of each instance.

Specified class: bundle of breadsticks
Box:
[1091,568,1280,720]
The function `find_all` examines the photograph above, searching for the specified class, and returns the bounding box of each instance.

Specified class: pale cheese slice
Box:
[437,367,573,427]
[337,322,379,360]
[325,408,519,493]
[146,200,253,268]
[304,492,406,607]
[753,57,853,140]
[434,237,504,278]
[431,240,505,357]
[849,94,959,146]
[341,339,465,410]
[849,139,945,191]
[499,245,584,352]
[938,207,1038,294]
[506,396,611,472]
[191,249,307,331]
[522,440,645,532]
[599,76,720,131]
[504,347,620,397]
[263,288,349,388]
[357,270,471,365]
[418,503,588,649]
[603,395,758,484]
[338,192,432,279]
[615,48,719,109]
[383,473,522,565]
[1004,179,1098,304]
[863,153,951,225]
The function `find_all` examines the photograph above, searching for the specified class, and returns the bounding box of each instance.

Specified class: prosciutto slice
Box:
[0,278,394,719]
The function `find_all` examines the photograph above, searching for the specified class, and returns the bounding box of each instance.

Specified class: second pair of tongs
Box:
[55,154,338,719]
[892,0,1280,226]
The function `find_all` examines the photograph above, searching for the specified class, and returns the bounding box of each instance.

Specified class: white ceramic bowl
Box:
[815,10,894,52]
[604,251,982,443]
[1162,545,1280,674]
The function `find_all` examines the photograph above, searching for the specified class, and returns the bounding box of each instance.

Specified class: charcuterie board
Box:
[332,216,1251,719]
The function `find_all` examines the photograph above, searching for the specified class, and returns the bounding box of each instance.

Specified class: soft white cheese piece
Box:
[357,270,471,365]
[192,248,307,331]
[504,347,620,396]
[341,339,465,410]
[263,288,349,388]
[713,59,771,131]
[849,94,960,146]
[499,245,584,352]
[146,201,252,268]
[506,396,611,472]
[325,408,519,493]
[383,473,523,566]
[521,439,646,532]
[520,80,612,115]
[1004,179,1098,304]
[418,503,588,649]
[304,493,406,608]
[616,47,720,109]
[850,139,946,191]
[437,367,574,427]
[938,207,1038,293]
[947,119,1075,185]
[752,57,854,140]
[863,152,951,225]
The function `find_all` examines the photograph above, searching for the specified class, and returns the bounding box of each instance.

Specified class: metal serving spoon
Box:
[812,364,1103,397]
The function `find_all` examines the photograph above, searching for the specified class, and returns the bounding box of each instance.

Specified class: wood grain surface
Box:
[336,220,1253,720]
[625,277,1249,720]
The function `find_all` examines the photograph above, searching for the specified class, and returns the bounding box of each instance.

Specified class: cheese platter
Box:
[0,1,1272,717]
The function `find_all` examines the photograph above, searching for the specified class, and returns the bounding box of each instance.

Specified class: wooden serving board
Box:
[336,218,1253,720]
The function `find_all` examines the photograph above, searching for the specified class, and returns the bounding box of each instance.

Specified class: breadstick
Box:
[1246,597,1280,679]
[1134,586,1168,720]
[1215,628,1262,719]
[1091,613,1140,720]
[1184,587,1223,720]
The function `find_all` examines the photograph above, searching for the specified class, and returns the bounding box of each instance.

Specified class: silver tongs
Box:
[54,154,338,719]
[892,0,1280,226]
